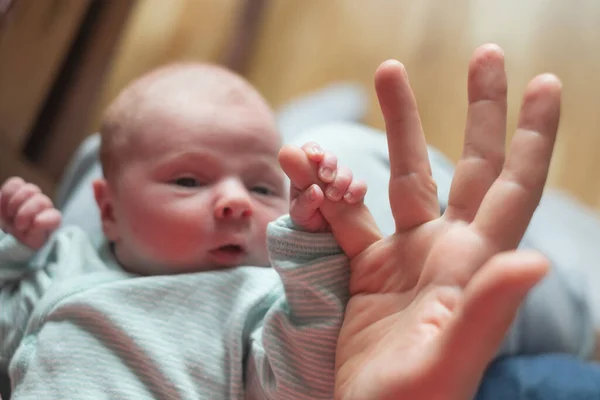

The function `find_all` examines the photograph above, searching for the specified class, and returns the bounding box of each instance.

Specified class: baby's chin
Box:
[121,253,271,276]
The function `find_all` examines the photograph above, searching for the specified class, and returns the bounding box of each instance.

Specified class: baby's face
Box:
[105,98,288,274]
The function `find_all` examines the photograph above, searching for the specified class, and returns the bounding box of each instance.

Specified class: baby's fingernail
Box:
[327,186,340,200]
[310,145,323,156]
[320,168,334,181]
[307,185,318,201]
[344,192,353,203]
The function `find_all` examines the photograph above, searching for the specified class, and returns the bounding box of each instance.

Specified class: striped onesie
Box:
[0,215,348,399]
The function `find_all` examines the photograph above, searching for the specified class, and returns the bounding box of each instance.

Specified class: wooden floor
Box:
[94,0,600,208]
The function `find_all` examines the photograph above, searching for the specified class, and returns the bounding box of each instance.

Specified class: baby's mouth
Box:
[209,243,247,263]
[216,244,244,254]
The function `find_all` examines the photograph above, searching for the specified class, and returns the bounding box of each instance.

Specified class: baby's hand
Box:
[286,142,367,232]
[0,177,62,249]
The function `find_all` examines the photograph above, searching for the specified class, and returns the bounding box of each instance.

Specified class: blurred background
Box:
[1,0,599,208]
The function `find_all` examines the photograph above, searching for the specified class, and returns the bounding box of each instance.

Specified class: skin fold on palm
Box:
[279,43,562,400]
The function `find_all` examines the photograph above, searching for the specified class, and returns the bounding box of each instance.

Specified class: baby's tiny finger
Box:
[291,184,324,221]
[301,142,325,162]
[33,208,62,234]
[1,177,25,220]
[343,180,368,204]
[14,194,52,233]
[7,183,40,221]
[318,152,338,183]
[326,165,352,201]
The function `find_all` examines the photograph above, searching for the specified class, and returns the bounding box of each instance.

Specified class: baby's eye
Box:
[173,177,201,188]
[251,186,274,196]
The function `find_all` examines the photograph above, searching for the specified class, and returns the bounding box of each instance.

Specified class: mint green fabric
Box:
[0,215,348,399]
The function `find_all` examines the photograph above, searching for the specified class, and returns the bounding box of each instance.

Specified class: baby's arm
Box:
[244,145,366,399]
[0,177,61,368]
[0,177,61,283]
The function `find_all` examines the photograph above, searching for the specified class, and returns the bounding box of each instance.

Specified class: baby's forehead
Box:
[135,64,265,106]
[111,66,280,152]
[131,95,280,151]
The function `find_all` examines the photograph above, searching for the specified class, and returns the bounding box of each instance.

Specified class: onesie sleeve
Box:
[0,230,37,284]
[0,227,103,369]
[244,215,349,399]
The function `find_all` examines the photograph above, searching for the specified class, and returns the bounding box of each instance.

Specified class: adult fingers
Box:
[446,44,508,223]
[375,60,439,232]
[473,74,561,251]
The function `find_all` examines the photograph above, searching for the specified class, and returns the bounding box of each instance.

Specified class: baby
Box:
[0,63,366,399]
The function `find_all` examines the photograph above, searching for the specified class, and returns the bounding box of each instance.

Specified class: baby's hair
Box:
[99,62,273,181]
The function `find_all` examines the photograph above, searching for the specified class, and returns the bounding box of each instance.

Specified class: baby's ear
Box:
[93,179,120,241]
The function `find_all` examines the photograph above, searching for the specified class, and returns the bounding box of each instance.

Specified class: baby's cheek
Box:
[253,207,286,262]
[131,223,202,263]
[126,206,196,251]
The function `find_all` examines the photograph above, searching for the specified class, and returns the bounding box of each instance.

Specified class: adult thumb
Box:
[437,250,549,399]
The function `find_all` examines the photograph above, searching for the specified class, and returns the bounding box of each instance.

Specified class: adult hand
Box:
[280,43,561,400]
[333,43,561,400]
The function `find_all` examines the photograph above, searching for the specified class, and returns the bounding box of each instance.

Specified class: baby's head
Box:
[93,63,288,275]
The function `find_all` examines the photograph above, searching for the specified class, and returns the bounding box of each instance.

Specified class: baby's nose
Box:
[214,188,253,220]
[215,202,253,219]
